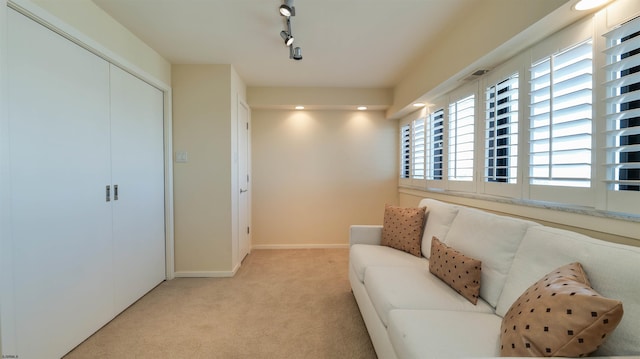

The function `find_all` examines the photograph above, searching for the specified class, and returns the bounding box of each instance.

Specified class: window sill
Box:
[398,185,640,223]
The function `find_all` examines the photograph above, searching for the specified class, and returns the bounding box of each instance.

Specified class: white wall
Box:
[251,109,398,247]
[0,1,8,355]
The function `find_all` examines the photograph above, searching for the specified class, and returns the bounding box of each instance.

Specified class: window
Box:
[400,123,410,179]
[604,16,640,192]
[427,108,445,180]
[529,39,593,188]
[485,73,519,183]
[412,118,425,179]
[397,9,640,216]
[448,94,475,181]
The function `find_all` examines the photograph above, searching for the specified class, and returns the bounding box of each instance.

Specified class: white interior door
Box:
[7,9,114,358]
[110,65,166,311]
[238,101,251,261]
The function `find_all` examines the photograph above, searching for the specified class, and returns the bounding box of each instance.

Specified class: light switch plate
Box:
[175,151,188,163]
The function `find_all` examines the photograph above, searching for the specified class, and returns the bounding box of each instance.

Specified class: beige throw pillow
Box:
[381,204,426,257]
[429,236,481,304]
[500,262,623,357]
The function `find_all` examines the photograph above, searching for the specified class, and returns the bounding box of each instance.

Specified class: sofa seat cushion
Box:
[444,207,540,307]
[496,225,640,356]
[349,244,426,283]
[364,266,494,327]
[388,310,502,359]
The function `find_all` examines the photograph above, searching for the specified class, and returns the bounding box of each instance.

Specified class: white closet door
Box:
[110,65,166,311]
[8,9,114,359]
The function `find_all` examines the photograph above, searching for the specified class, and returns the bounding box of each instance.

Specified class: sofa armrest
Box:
[349,225,383,246]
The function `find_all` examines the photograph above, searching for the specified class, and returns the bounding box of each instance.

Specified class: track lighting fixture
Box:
[279,0,295,17]
[278,0,303,61]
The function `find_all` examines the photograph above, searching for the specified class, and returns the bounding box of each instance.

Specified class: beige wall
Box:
[251,110,398,247]
[248,87,393,110]
[389,0,568,117]
[172,64,235,273]
[26,0,171,86]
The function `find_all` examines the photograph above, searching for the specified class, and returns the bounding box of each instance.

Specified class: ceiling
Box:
[92,0,480,88]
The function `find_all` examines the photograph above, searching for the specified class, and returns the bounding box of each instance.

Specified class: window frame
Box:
[480,54,525,198]
[400,122,411,180]
[447,83,478,193]
[525,18,596,208]
[398,108,428,189]
[425,100,447,190]
[602,14,640,214]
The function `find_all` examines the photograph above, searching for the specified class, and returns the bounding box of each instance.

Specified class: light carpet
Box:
[64,249,377,359]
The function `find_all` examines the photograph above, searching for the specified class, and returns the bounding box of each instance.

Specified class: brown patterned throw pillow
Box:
[500,262,623,357]
[381,204,426,257]
[429,237,481,304]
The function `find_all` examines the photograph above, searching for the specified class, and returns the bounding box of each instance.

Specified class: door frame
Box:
[237,99,252,262]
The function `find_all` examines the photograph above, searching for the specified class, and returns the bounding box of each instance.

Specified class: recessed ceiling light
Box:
[573,0,611,11]
[413,102,426,108]
[357,106,367,111]
[295,106,305,110]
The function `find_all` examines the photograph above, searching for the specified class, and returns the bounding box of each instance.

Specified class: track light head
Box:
[279,0,295,16]
[279,4,293,16]
[292,47,303,61]
[280,30,294,46]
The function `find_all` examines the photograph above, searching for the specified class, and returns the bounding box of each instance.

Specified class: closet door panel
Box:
[110,65,166,311]
[8,9,113,359]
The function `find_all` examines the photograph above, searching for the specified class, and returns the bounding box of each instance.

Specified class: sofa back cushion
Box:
[418,199,460,258]
[496,226,640,355]
[444,207,539,308]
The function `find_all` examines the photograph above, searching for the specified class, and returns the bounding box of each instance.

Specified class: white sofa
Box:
[349,198,640,359]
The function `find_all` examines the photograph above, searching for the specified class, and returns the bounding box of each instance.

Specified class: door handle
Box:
[106,185,111,202]
[240,188,248,193]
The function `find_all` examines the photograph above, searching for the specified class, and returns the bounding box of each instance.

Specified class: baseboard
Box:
[174,264,240,278]
[252,244,349,250]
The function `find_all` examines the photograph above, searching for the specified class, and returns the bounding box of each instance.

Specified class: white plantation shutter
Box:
[529,39,593,188]
[604,16,640,192]
[427,108,445,180]
[485,73,519,183]
[449,95,475,181]
[412,118,426,179]
[400,123,410,179]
